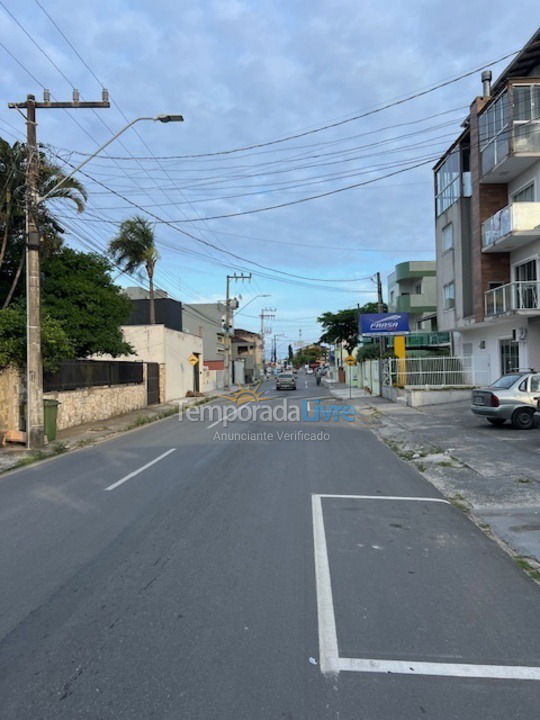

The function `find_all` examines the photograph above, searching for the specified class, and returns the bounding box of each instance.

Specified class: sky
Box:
[1,0,539,358]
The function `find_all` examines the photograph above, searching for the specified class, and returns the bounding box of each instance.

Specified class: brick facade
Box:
[469,98,510,321]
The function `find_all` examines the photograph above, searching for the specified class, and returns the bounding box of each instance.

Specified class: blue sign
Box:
[360,312,409,336]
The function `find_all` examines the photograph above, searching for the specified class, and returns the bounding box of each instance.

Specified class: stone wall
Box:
[44,382,147,431]
[0,366,22,431]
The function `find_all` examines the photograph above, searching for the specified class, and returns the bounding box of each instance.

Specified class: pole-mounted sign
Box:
[359,312,409,336]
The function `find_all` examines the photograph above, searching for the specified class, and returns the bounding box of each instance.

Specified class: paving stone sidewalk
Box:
[327,381,540,569]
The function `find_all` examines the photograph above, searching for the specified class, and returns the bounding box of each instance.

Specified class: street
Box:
[1,376,540,719]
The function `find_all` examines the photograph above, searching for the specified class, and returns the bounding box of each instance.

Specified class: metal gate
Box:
[146,363,160,405]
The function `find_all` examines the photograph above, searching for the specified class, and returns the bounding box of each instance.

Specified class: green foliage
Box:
[0,137,87,306]
[42,247,133,358]
[0,306,73,372]
[293,343,324,367]
[318,302,385,354]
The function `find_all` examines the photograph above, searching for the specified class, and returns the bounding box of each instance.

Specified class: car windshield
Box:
[490,374,523,389]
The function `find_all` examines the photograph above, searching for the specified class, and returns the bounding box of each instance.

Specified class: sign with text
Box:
[359,312,409,336]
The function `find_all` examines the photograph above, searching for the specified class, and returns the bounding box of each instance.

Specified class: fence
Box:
[44,359,144,392]
[384,356,489,389]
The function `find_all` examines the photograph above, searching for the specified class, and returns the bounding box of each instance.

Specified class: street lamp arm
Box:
[38,114,182,204]
[236,294,271,313]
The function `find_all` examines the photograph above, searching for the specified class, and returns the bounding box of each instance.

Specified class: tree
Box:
[318,302,385,355]
[109,216,159,324]
[293,343,323,368]
[0,306,72,373]
[288,344,293,361]
[42,247,133,358]
[0,138,87,307]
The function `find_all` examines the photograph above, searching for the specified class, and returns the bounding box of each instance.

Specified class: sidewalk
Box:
[0,393,215,475]
[326,381,540,570]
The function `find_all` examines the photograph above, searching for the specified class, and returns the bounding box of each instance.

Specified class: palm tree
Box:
[0,138,87,308]
[109,216,159,324]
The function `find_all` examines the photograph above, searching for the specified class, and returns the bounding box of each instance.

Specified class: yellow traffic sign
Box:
[188,354,199,366]
[344,355,356,366]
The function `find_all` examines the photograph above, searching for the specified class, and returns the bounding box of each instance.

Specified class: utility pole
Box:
[259,307,276,373]
[9,90,110,448]
[224,272,251,387]
[375,271,385,396]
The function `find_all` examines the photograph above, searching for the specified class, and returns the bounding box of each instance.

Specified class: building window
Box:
[512,182,535,203]
[513,84,540,154]
[443,282,455,310]
[442,223,454,251]
[479,90,510,175]
[415,282,422,294]
[435,152,460,215]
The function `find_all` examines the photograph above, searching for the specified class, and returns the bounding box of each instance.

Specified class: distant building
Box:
[387,261,437,331]
[182,302,227,370]
[232,328,263,383]
[434,28,540,381]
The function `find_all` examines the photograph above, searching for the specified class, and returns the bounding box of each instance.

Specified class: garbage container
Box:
[43,399,60,441]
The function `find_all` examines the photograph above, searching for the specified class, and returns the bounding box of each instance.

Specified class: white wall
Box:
[455,316,540,383]
[117,325,204,401]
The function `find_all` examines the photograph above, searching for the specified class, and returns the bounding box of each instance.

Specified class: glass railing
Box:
[386,332,450,347]
[485,281,540,315]
[482,203,540,247]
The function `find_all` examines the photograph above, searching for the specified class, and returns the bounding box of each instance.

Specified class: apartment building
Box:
[387,261,437,330]
[434,28,540,381]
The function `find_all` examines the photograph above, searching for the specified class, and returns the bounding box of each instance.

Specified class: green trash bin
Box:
[43,399,60,442]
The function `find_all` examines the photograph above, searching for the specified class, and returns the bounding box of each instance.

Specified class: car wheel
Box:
[487,418,506,426]
[511,407,535,430]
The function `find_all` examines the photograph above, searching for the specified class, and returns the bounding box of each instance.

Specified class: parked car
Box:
[471,371,540,429]
[276,372,296,390]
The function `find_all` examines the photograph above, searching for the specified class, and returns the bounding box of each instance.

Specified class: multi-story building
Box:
[181,302,227,371]
[434,28,540,381]
[231,328,263,383]
[387,261,438,331]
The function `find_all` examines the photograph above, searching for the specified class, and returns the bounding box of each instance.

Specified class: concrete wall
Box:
[44,382,146,431]
[182,303,225,362]
[0,366,22,431]
[109,325,204,401]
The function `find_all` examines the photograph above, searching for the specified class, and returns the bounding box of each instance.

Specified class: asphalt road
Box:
[1,375,540,719]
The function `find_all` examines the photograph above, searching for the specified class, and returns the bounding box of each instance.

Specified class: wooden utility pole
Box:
[9,91,110,448]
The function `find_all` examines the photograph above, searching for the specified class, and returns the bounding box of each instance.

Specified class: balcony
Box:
[482,202,540,252]
[395,294,436,314]
[485,281,540,316]
[480,82,540,183]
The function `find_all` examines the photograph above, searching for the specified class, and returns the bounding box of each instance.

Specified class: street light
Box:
[29,113,183,448]
[39,114,184,203]
[236,294,271,313]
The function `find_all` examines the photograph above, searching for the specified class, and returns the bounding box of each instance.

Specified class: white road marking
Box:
[105,448,176,491]
[206,408,238,429]
[337,657,540,680]
[316,494,449,504]
[311,494,340,675]
[312,493,540,680]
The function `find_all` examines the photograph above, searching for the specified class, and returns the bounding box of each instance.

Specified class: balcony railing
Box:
[485,281,540,316]
[480,83,540,179]
[482,202,540,250]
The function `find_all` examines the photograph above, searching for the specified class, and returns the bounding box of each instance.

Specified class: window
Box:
[512,182,535,203]
[530,375,540,392]
[435,152,460,215]
[479,90,510,174]
[443,282,455,310]
[489,281,504,290]
[512,84,540,154]
[442,223,454,251]
[415,282,422,294]
[499,340,519,375]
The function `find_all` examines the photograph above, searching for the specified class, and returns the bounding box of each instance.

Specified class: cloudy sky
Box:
[1,1,539,356]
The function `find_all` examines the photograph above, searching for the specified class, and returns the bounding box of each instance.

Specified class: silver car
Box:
[471,371,540,429]
[276,372,296,391]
